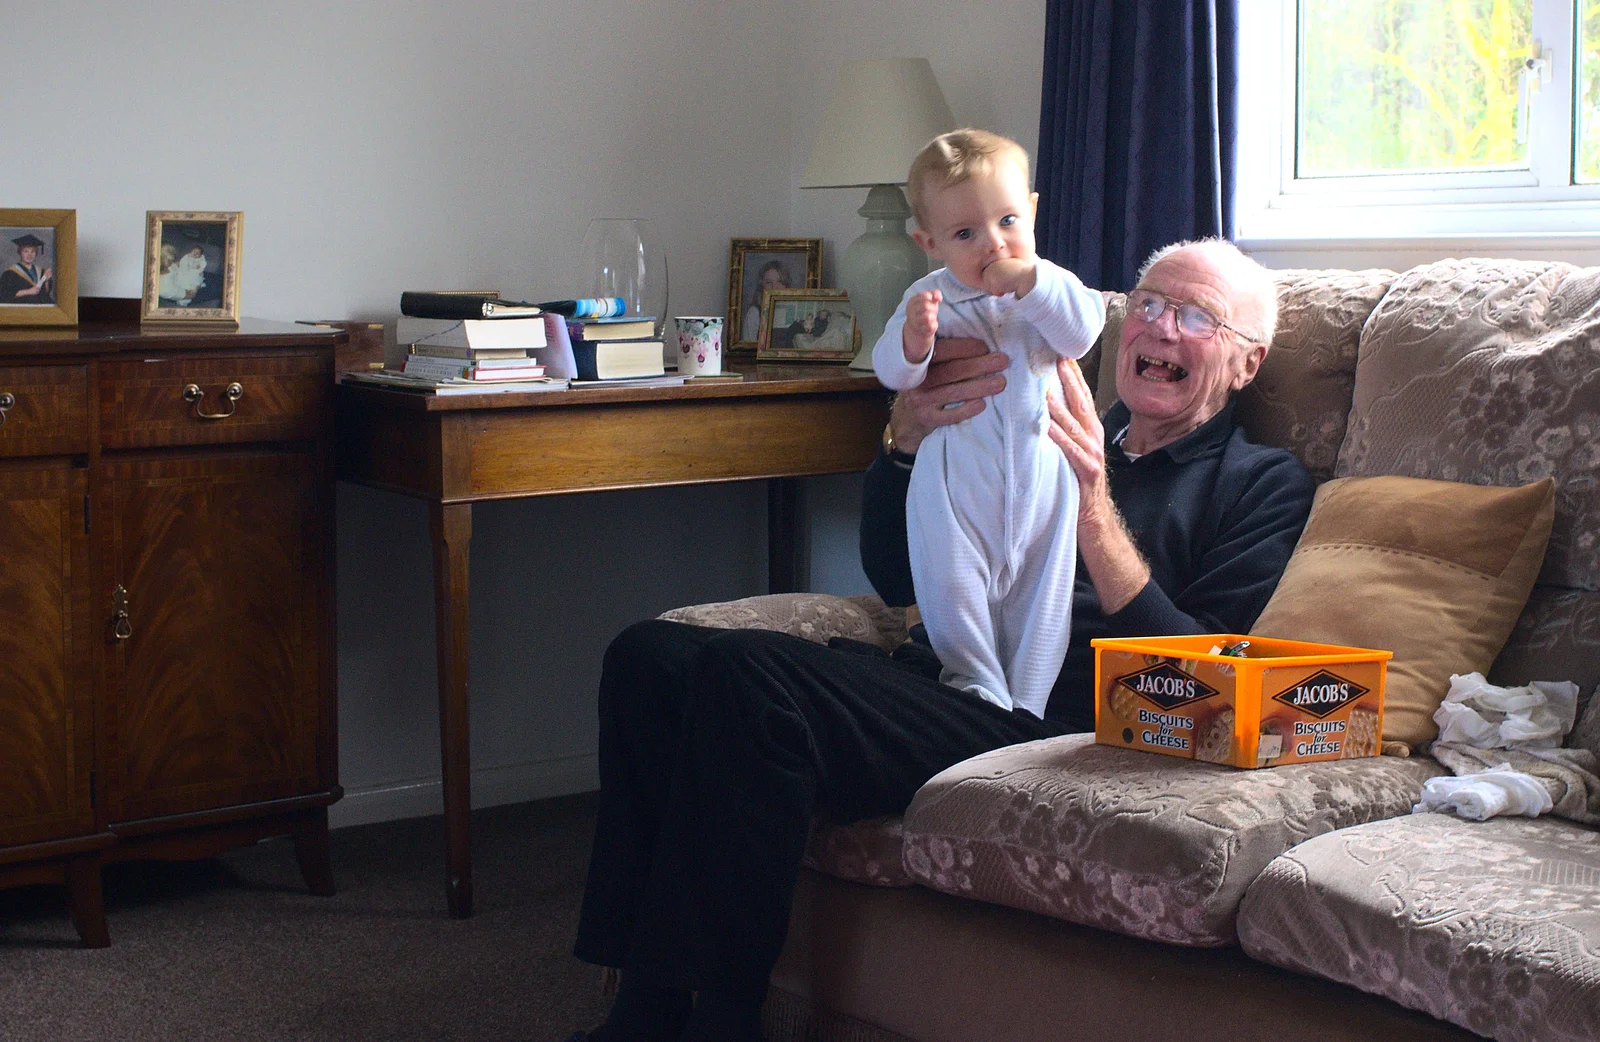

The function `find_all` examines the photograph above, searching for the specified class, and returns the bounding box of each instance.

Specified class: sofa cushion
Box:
[1490,587,1600,706]
[802,816,913,888]
[1337,258,1600,592]
[1235,268,1397,482]
[659,592,908,651]
[897,733,1445,947]
[1238,813,1600,1042]
[1250,475,1555,749]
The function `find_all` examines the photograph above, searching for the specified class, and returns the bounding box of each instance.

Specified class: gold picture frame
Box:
[0,209,77,326]
[726,237,822,355]
[141,210,243,326]
[756,288,860,363]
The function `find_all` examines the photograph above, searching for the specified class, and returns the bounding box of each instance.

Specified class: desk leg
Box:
[768,477,800,594]
[431,500,474,918]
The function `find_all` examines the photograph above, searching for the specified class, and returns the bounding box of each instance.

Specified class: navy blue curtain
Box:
[1035,0,1238,292]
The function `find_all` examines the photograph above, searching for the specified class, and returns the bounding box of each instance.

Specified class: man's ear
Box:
[1233,341,1268,390]
[911,228,936,253]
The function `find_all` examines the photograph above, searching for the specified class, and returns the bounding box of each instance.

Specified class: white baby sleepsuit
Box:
[873,259,1105,719]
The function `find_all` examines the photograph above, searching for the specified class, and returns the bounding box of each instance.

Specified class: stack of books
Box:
[398,314,550,383]
[566,316,672,383]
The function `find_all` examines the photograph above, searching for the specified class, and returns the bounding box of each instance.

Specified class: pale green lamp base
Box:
[839,184,927,372]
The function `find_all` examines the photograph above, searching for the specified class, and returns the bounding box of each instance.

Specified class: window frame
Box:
[1235,0,1600,243]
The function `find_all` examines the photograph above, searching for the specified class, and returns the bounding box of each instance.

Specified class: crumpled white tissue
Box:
[1417,673,1583,821]
[1432,672,1579,750]
[1415,765,1554,820]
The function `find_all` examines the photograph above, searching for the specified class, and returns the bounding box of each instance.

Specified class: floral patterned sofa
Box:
[661,259,1600,1042]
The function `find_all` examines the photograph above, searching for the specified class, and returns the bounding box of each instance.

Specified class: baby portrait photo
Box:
[756,288,858,362]
[725,238,821,352]
[141,210,242,325]
[157,222,227,308]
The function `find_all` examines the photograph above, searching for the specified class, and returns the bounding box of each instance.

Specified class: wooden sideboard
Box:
[0,300,343,946]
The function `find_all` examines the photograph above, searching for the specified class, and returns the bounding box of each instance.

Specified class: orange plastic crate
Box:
[1091,634,1392,768]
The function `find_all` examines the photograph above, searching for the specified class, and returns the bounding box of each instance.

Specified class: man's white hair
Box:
[1135,238,1278,346]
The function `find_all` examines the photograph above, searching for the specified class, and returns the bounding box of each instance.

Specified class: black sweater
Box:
[859,400,1317,730]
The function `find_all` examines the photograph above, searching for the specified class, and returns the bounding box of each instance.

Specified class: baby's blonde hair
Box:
[906,128,1031,227]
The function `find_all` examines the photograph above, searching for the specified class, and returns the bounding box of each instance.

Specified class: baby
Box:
[873,128,1105,719]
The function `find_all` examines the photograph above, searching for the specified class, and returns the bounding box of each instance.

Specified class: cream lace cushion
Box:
[897,733,1444,947]
[800,816,914,888]
[1230,269,1397,481]
[658,592,908,652]
[1490,587,1600,702]
[1238,814,1600,1042]
[1250,475,1555,750]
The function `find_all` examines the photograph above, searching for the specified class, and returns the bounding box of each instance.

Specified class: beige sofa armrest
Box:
[659,593,908,652]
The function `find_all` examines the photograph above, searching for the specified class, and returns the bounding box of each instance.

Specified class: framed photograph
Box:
[0,209,77,326]
[141,211,243,326]
[756,289,859,363]
[726,238,821,355]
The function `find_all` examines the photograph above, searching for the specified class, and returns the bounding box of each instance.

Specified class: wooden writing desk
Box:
[336,364,889,916]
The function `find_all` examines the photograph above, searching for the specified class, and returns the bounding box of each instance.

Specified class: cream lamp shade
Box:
[800,59,957,189]
[801,58,956,369]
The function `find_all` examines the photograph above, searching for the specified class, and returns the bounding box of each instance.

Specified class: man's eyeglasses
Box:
[1126,289,1263,345]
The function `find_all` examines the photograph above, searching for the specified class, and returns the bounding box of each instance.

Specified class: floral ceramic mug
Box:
[674,316,723,376]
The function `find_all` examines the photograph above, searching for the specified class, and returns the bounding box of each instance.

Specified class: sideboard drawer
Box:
[100,353,328,449]
[0,365,90,458]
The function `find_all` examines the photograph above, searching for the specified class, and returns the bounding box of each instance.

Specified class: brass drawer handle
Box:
[0,391,13,426]
[182,382,243,419]
[112,585,132,640]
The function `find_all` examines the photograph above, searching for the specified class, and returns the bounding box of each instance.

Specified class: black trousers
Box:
[573,620,1069,994]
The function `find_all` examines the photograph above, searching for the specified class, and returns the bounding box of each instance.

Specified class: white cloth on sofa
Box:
[1415,764,1553,819]
[1417,673,1600,824]
[1433,672,1578,749]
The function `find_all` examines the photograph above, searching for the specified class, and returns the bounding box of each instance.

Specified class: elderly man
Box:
[867,237,1314,730]
[569,239,1313,1042]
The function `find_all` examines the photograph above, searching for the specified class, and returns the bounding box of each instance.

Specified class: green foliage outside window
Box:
[1580,0,1600,181]
[1299,0,1532,177]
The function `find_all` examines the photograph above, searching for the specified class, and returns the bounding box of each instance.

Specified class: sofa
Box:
[661,258,1600,1042]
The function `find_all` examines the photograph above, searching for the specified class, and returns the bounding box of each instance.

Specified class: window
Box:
[1235,0,1600,240]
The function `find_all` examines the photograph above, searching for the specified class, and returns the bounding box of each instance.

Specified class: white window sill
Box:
[1237,196,1600,248]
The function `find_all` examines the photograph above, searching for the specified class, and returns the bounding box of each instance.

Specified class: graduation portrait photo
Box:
[0,209,77,326]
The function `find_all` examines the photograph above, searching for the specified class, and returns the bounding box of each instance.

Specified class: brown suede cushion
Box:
[1251,475,1555,749]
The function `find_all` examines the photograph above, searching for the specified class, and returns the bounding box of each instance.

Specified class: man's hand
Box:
[982,258,1037,299]
[902,289,941,363]
[1046,358,1111,527]
[1047,357,1150,613]
[889,337,1007,455]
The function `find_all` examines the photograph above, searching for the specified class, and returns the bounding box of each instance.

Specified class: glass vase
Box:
[578,218,668,339]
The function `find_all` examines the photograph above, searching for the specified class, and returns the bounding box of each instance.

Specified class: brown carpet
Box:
[0,793,609,1042]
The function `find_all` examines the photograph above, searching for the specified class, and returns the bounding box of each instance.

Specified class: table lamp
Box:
[801,58,956,371]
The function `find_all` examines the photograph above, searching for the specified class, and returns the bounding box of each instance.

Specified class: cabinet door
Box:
[104,450,327,824]
[0,464,94,847]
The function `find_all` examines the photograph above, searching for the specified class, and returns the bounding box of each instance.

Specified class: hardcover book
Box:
[569,339,666,380]
[398,316,548,351]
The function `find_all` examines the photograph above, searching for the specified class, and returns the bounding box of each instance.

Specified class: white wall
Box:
[7,0,1049,827]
